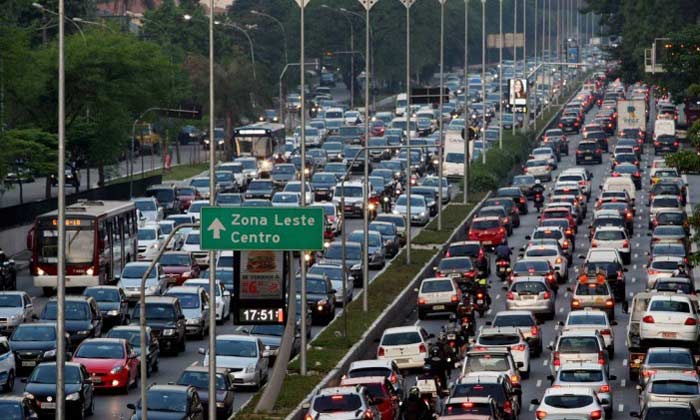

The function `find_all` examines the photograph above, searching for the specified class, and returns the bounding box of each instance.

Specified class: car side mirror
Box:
[601,398,610,405]
[428,333,435,339]
[198,347,206,355]
[178,314,186,320]
[546,374,554,381]
[20,378,27,383]
[530,399,540,405]
[635,384,643,392]
[609,375,617,380]
[547,345,554,351]
[566,287,573,292]
[611,320,618,326]
[127,403,136,410]
[623,268,629,272]
[516,361,524,368]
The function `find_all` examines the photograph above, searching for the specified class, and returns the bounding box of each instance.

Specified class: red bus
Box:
[28,200,138,296]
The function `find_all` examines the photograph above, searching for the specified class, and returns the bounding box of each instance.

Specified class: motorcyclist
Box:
[673,263,689,278]
[400,386,432,420]
[495,242,512,263]
[456,302,476,337]
[532,179,545,209]
[474,274,492,307]
[425,345,450,392]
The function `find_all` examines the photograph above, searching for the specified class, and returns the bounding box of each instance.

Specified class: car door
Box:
[80,365,94,409]
[126,343,139,383]
[0,339,14,377]
[22,294,33,322]
[258,340,269,371]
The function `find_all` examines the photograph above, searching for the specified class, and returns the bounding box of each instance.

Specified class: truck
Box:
[617,99,647,138]
[654,119,676,140]
[443,127,467,179]
[626,292,700,381]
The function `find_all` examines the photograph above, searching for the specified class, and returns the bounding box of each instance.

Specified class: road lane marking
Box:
[621,379,627,387]
[619,404,624,413]
[529,404,535,412]
[189,361,198,367]
[564,292,569,298]
[635,242,640,248]
[496,294,501,300]
[629,292,635,297]
[623,359,628,366]
[634,253,638,259]
[559,307,564,313]
[633,264,637,270]
[487,309,492,315]
[632,277,636,283]
[537,379,542,387]
[543,359,549,366]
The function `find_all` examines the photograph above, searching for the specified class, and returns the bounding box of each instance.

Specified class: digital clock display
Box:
[239,308,285,324]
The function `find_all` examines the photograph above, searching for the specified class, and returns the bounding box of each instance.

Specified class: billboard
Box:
[233,251,288,325]
[509,79,528,113]
[487,33,525,48]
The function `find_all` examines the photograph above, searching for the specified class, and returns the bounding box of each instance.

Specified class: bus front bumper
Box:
[33,275,99,288]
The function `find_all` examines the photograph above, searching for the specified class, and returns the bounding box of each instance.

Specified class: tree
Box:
[0,129,57,200]
[661,26,700,101]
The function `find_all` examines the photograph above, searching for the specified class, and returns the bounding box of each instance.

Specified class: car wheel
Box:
[608,346,615,360]
[2,370,14,393]
[418,310,426,320]
[178,335,186,353]
[152,357,159,373]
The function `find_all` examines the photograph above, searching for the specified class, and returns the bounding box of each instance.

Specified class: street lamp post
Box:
[522,0,528,129]
[251,10,288,65]
[32,3,86,42]
[215,20,257,79]
[498,0,503,149]
[73,17,115,31]
[206,1,216,419]
[512,0,517,135]
[400,0,416,264]
[533,0,538,130]
[463,0,469,204]
[481,0,486,164]
[437,0,447,230]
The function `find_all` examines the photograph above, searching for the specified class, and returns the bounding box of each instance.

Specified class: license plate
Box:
[41,402,57,409]
[396,358,409,365]
[585,156,592,160]
[595,298,605,304]
[92,376,102,383]
[477,299,484,304]
[499,267,507,273]
[662,332,677,338]
[433,305,445,310]
[22,361,36,367]
[483,240,492,245]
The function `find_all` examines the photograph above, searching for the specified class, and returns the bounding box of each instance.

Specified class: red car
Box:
[339,376,400,420]
[370,120,386,137]
[176,186,200,211]
[540,207,577,234]
[71,338,139,393]
[468,217,507,248]
[160,251,200,285]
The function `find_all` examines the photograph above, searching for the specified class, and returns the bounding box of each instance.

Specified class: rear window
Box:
[534,230,563,240]
[452,383,506,402]
[447,244,480,257]
[567,315,606,326]
[558,337,599,353]
[472,219,501,230]
[544,210,569,219]
[649,300,691,313]
[347,368,390,379]
[645,407,695,420]
[512,282,547,294]
[650,380,699,395]
[559,369,604,383]
[653,198,680,208]
[526,248,558,257]
[594,230,625,240]
[651,260,683,270]
[438,258,473,270]
[575,283,609,296]
[513,261,549,273]
[493,315,535,327]
[543,395,594,408]
[647,351,694,366]
[465,355,509,371]
[313,394,362,412]
[444,402,492,416]
[421,280,454,293]
[578,142,598,150]
[479,334,520,346]
[381,332,421,346]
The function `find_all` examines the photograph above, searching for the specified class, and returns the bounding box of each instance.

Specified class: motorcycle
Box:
[471,283,491,318]
[456,302,476,338]
[534,192,544,211]
[496,258,511,281]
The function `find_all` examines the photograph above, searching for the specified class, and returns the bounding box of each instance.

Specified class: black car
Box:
[654,135,679,155]
[10,323,69,376]
[145,184,182,216]
[445,241,490,275]
[270,164,297,189]
[82,286,129,329]
[575,141,603,165]
[0,251,16,291]
[0,396,38,419]
[176,367,235,419]
[106,325,160,377]
[483,198,520,228]
[580,261,627,301]
[39,296,102,348]
[495,187,528,215]
[296,274,336,325]
[311,172,337,202]
[244,180,274,200]
[127,384,204,420]
[584,130,609,152]
[558,116,580,133]
[412,187,438,216]
[23,362,94,418]
[368,221,401,257]
[130,296,186,356]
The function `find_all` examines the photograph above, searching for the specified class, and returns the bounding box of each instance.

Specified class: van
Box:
[654,119,675,139]
[395,93,408,117]
[602,177,636,204]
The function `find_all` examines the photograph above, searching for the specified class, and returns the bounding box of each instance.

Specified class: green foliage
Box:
[0,129,57,180]
[665,150,700,174]
[687,120,700,150]
[661,26,700,101]
[470,132,534,192]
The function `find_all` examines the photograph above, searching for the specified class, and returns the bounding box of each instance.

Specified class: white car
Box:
[186,200,209,222]
[420,176,450,204]
[377,326,431,370]
[234,157,259,180]
[417,277,461,319]
[646,256,686,288]
[133,197,163,223]
[201,334,270,389]
[344,110,362,125]
[561,308,615,355]
[474,327,530,378]
[548,365,615,417]
[283,181,314,205]
[332,181,366,217]
[558,168,591,197]
[524,158,553,181]
[271,192,301,207]
[530,147,558,168]
[181,230,208,267]
[522,244,569,282]
[117,262,168,302]
[591,226,631,264]
[650,195,683,221]
[393,194,429,226]
[639,295,700,346]
[532,387,606,420]
[216,162,247,186]
[137,224,163,261]
[183,279,231,323]
[0,336,15,391]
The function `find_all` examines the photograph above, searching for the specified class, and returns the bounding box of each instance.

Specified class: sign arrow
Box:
[207,218,226,240]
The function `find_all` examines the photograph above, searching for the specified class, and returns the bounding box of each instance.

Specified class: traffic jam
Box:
[301,76,700,420]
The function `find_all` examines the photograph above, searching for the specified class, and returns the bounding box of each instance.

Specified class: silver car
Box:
[639,347,698,386]
[638,373,700,412]
[347,230,386,269]
[0,291,33,335]
[549,363,616,416]
[505,277,556,319]
[303,386,379,420]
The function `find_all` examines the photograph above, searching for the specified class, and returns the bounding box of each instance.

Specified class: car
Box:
[548,363,616,417]
[639,373,700,412]
[126,384,204,419]
[318,241,363,287]
[489,310,543,356]
[176,366,235,419]
[216,192,244,207]
[453,372,521,420]
[180,230,208,267]
[183,279,231,323]
[651,225,689,250]
[338,376,400,420]
[591,226,631,264]
[368,221,400,258]
[117,262,168,303]
[560,308,616,357]
[496,187,529,215]
[509,259,558,288]
[242,323,300,361]
[105,325,160,377]
[244,179,275,200]
[189,177,219,199]
[136,224,163,261]
[295,274,336,325]
[527,226,573,261]
[646,256,687,289]
[201,334,269,389]
[39,296,102,348]
[569,274,616,320]
[308,264,354,305]
[164,286,210,339]
[0,291,33,336]
[512,174,538,197]
[25,362,95,417]
[445,241,490,275]
[82,286,129,329]
[71,338,139,393]
[375,214,407,246]
[549,331,609,376]
[0,396,38,419]
[639,295,700,347]
[505,277,556,319]
[270,163,297,188]
[145,184,182,216]
[440,395,503,419]
[630,401,700,420]
[461,349,522,390]
[347,230,386,269]
[651,277,696,294]
[523,158,553,182]
[283,181,314,205]
[575,141,603,164]
[435,257,478,284]
[185,200,208,222]
[303,385,380,420]
[477,206,513,235]
[468,217,508,249]
[345,359,406,397]
[417,277,461,319]
[531,387,605,420]
[639,347,698,386]
[474,327,530,377]
[483,198,521,228]
[132,197,164,223]
[530,147,559,168]
[159,251,201,286]
[130,296,186,356]
[393,194,430,226]
[521,244,569,283]
[654,135,679,155]
[333,182,369,218]
[377,326,431,370]
[9,323,66,376]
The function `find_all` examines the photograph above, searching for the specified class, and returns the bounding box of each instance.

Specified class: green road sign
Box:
[200,207,325,251]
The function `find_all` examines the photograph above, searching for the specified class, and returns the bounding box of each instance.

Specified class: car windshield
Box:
[138,229,157,241]
[160,254,191,266]
[396,196,425,207]
[446,152,464,164]
[558,337,599,353]
[479,334,520,346]
[655,226,685,236]
[107,329,141,346]
[296,277,327,295]
[249,181,273,191]
[526,160,548,167]
[217,339,257,357]
[11,325,56,341]
[559,369,604,382]
[121,264,157,279]
[0,294,21,307]
[313,394,362,413]
[336,186,363,198]
[84,288,119,302]
[575,283,609,296]
[513,176,535,185]
[168,293,200,309]
[369,223,395,235]
[30,365,81,384]
[543,395,594,408]
[43,301,88,321]
[649,300,691,312]
[75,341,124,359]
[512,282,547,294]
[472,219,500,230]
[325,244,361,260]
[185,233,200,245]
[568,315,606,326]
[178,371,228,391]
[312,174,336,184]
[595,230,625,240]
[648,351,694,365]
[0,402,22,419]
[421,280,454,293]
[134,303,176,321]
[250,324,284,336]
[651,380,699,395]
[651,260,683,270]
[142,390,188,412]
[443,403,492,416]
[273,165,295,175]
[493,314,535,327]
[382,331,421,346]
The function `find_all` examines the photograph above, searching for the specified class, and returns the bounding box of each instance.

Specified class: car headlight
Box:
[43,349,57,358]
[66,392,81,401]
[146,285,158,294]
[23,392,34,400]
[163,328,176,336]
[245,365,256,373]
[187,318,200,325]
[368,203,376,210]
[77,330,91,335]
[107,310,119,316]
[204,139,210,144]
[420,211,426,217]
[110,365,125,375]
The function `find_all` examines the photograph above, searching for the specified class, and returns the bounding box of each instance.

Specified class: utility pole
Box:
[498,0,503,149]
[512,0,517,135]
[438,0,447,230]
[400,0,416,264]
[299,0,308,376]
[206,0,216,418]
[463,0,470,204]
[56,0,66,416]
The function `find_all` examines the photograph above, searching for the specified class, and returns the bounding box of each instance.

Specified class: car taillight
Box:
[543,291,551,299]
[622,240,629,247]
[600,384,611,393]
[507,292,515,300]
[513,344,526,351]
[566,228,573,236]
[531,326,539,336]
[643,315,655,323]
[591,409,603,420]
[510,374,520,384]
[655,141,660,146]
[605,299,614,307]
[418,297,426,305]
[559,123,564,128]
[674,141,680,146]
[435,272,444,277]
[478,248,485,258]
[364,409,375,419]
[563,240,569,249]
[499,227,506,235]
[476,292,484,299]
[571,299,581,307]
[553,351,560,366]
[305,415,314,420]
[419,343,427,353]
[642,369,657,377]
[685,318,698,326]
[390,373,397,384]
[451,295,459,303]
[546,274,555,282]
[556,257,563,264]
[576,150,582,155]
[465,270,476,278]
[504,400,513,414]
[600,329,611,335]
[598,351,605,365]
[377,346,385,357]
[520,197,526,204]
[536,410,548,420]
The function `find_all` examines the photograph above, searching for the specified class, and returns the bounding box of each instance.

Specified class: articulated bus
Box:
[27,200,138,296]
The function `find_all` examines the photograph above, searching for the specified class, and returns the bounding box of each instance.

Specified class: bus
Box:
[27,200,138,296]
[233,122,285,160]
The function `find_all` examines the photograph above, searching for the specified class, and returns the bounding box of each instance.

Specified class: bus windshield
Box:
[37,221,94,265]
